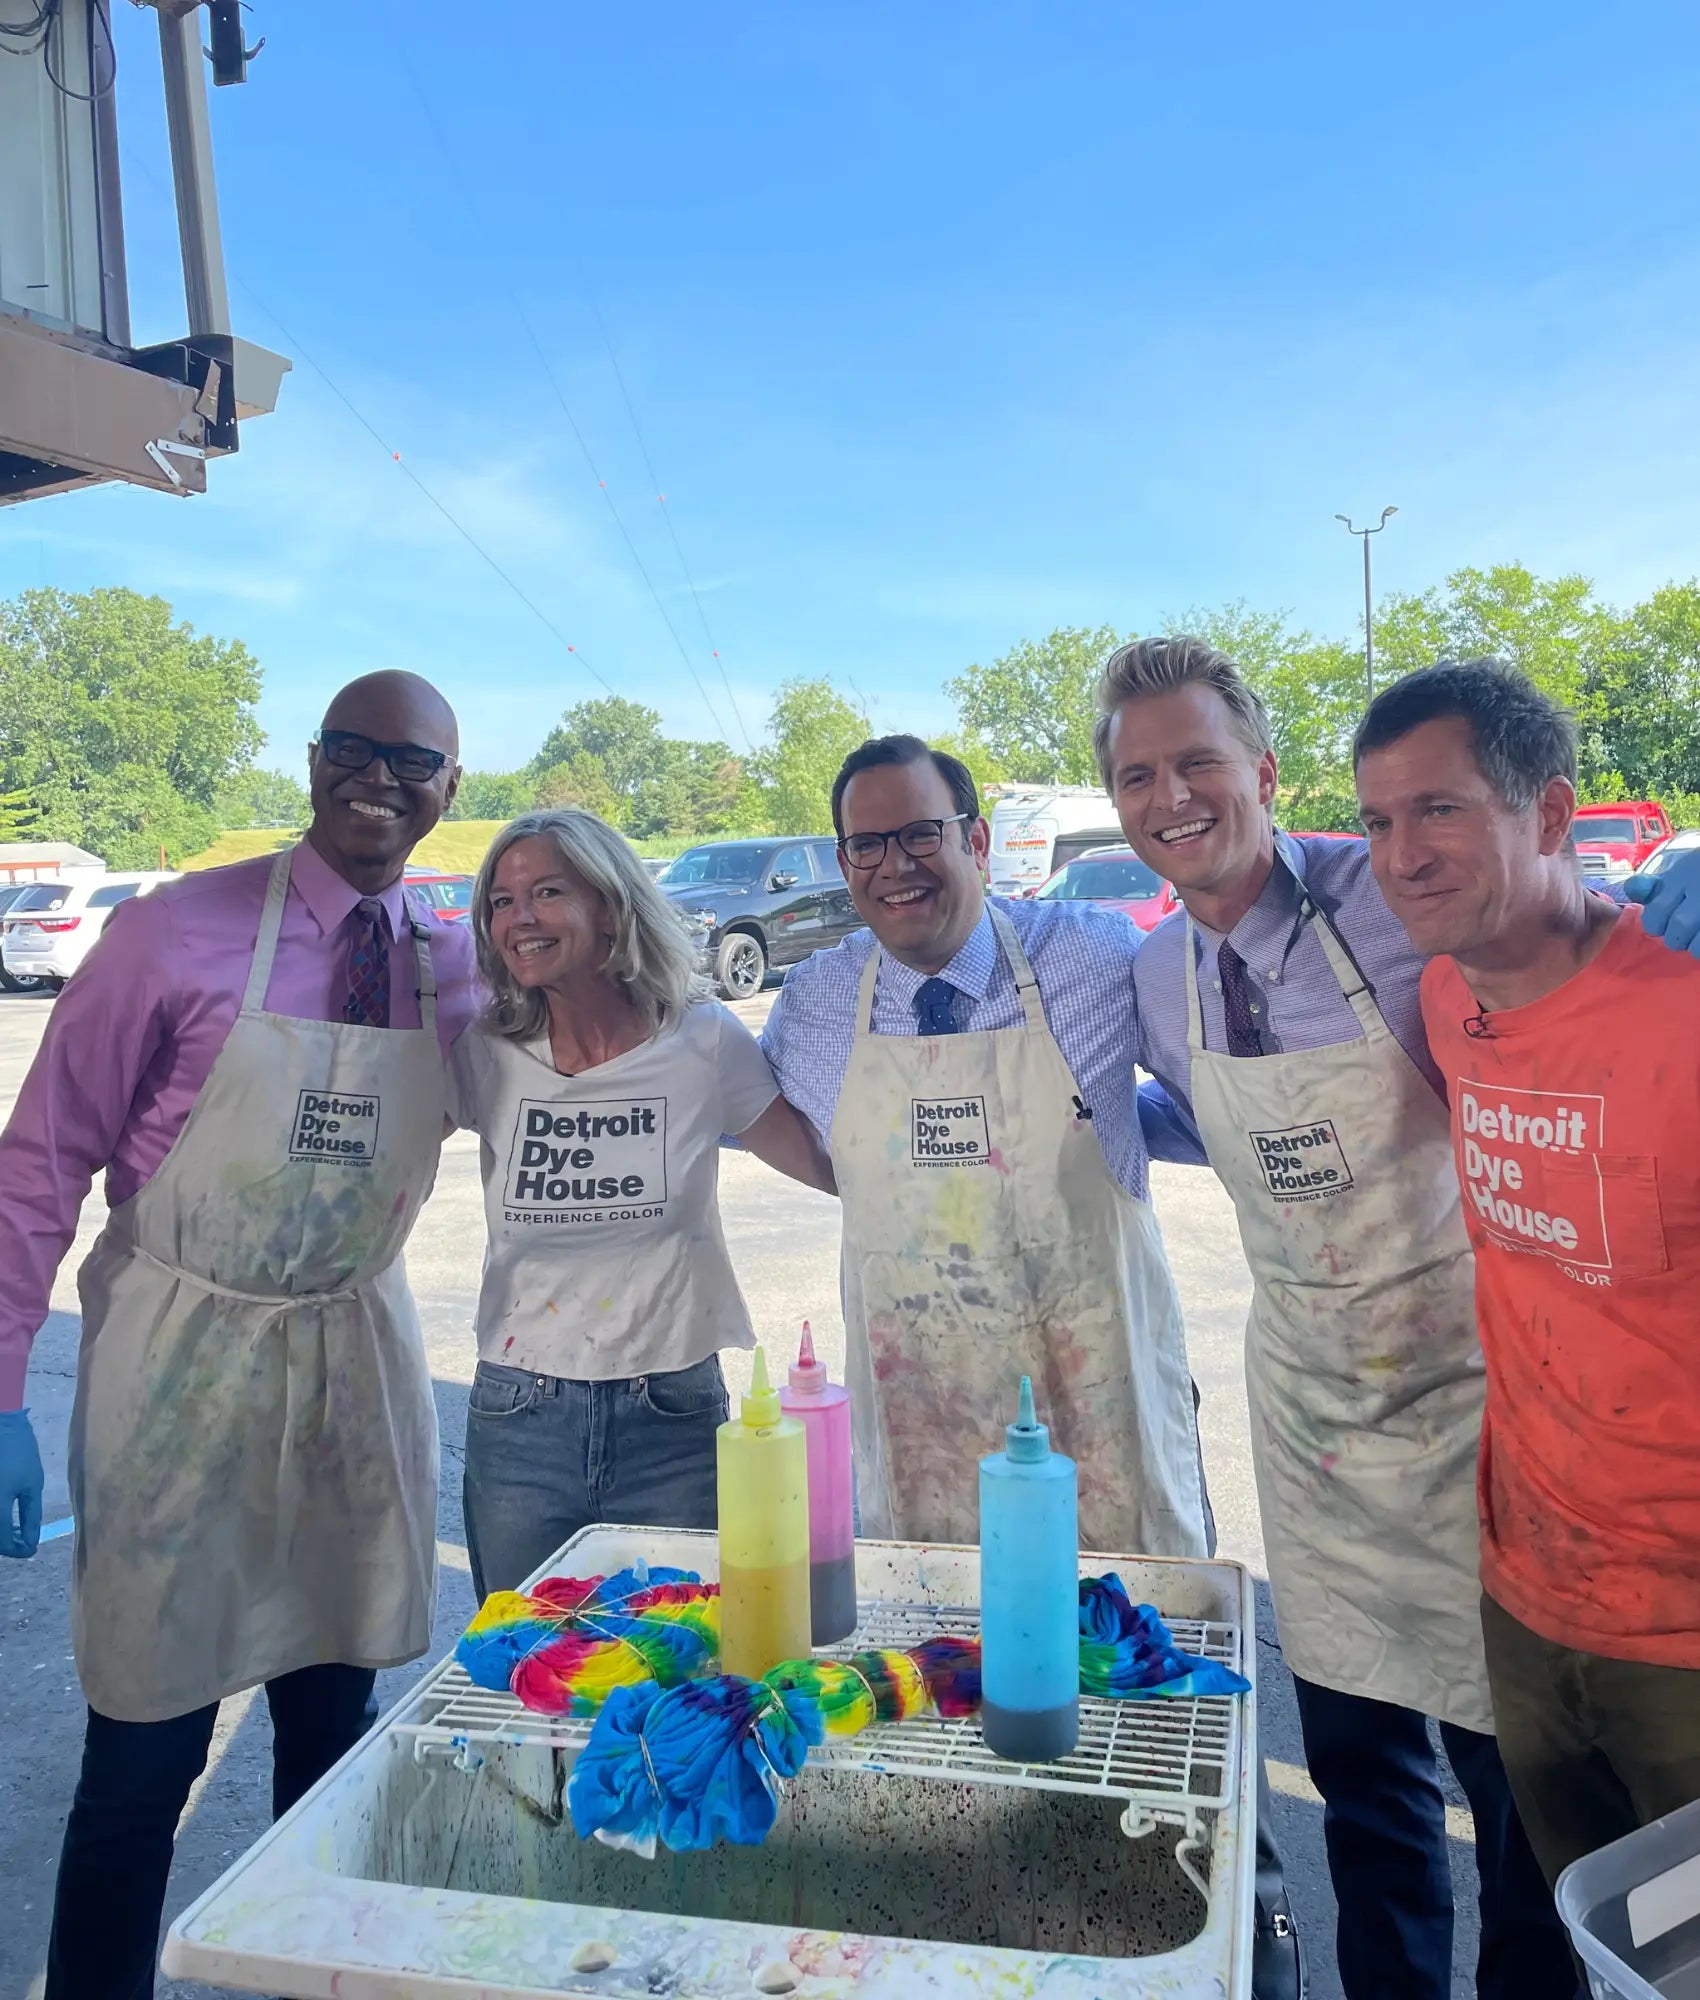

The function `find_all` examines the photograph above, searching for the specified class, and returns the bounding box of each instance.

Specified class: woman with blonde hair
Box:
[450,807,834,1597]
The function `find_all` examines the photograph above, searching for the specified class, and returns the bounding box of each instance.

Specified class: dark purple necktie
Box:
[343,898,390,1027]
[1218,941,1264,1058]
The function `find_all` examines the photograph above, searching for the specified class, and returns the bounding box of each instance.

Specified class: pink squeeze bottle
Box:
[779,1323,857,1644]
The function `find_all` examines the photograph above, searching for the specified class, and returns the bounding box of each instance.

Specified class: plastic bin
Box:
[1557,1797,1700,1999]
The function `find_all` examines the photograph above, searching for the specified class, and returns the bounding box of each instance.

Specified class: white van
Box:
[1,872,179,989]
[987,785,1125,896]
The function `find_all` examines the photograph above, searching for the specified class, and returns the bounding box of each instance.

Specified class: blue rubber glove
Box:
[0,1409,44,1559]
[1627,846,1700,958]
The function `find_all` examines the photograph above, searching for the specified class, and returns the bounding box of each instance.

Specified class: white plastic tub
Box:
[1558,1797,1700,1999]
[163,1527,1257,1999]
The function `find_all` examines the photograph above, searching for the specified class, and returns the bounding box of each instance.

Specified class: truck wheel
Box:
[715,930,766,1000]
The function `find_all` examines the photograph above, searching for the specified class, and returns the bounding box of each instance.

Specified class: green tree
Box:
[0,587,262,867]
[534,751,620,820]
[1375,565,1624,716]
[448,769,535,821]
[1588,582,1700,798]
[931,731,1012,807]
[945,626,1119,783]
[530,698,668,822]
[0,787,42,840]
[215,766,309,829]
[751,679,871,832]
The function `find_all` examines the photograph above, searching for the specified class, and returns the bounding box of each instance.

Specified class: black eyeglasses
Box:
[839,814,970,870]
[313,729,452,784]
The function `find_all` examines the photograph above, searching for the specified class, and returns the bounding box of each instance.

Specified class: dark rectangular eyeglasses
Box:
[313,729,451,784]
[839,814,969,870]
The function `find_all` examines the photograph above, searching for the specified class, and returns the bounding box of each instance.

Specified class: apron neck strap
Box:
[854,937,882,1037]
[240,848,295,1015]
[241,849,440,1034]
[406,891,438,1032]
[1181,856,1389,1055]
[1183,912,1208,1053]
[985,903,1046,1032]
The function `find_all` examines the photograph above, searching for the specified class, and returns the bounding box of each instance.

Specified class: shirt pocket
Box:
[1542,1151,1669,1281]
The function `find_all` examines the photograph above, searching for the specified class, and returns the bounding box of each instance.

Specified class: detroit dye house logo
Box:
[502,1097,668,1222]
[289,1088,380,1163]
[910,1094,991,1166]
[1456,1082,1609,1277]
[1250,1118,1355,1202]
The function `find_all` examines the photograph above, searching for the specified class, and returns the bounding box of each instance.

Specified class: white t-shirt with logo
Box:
[448,1001,779,1380]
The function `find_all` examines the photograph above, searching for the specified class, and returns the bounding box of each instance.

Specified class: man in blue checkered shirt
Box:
[1102,635,1576,2000]
[761,731,1301,1999]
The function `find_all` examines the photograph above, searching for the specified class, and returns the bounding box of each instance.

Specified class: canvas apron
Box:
[69,848,446,1723]
[1185,894,1494,1730]
[831,906,1208,1557]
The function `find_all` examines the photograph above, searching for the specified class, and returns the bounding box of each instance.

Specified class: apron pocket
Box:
[635,1354,727,1419]
[469,1360,547,1419]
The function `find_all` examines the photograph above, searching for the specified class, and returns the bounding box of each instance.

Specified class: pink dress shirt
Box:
[0,840,481,1408]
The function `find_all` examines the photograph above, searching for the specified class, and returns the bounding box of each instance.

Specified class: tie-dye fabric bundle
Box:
[456,1564,721,1715]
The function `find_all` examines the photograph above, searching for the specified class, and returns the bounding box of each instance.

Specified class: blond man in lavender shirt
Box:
[0,670,479,2000]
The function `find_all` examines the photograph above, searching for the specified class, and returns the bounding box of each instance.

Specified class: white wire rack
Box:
[391,1594,1243,1848]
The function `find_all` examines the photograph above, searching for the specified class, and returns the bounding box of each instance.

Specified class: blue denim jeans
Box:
[461,1352,727,1599]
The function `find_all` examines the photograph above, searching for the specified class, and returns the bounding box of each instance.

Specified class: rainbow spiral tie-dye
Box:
[456,1564,721,1716]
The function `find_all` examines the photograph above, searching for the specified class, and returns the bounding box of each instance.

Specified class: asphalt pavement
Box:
[0,983,1485,1999]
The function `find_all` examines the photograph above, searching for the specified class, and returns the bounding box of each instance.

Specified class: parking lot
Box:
[0,983,1484,2000]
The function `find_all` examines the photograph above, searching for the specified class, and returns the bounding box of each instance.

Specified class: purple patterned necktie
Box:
[343,898,390,1027]
[1218,941,1264,1058]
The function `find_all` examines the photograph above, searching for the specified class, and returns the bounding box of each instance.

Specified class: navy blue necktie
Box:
[914,977,961,1036]
[1218,941,1263,1058]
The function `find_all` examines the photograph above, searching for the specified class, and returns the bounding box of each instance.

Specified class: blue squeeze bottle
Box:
[979,1375,1080,1762]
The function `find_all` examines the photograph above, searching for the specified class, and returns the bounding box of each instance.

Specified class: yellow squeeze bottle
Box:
[717,1346,812,1679]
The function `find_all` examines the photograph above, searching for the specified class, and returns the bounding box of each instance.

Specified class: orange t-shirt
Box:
[1422,908,1700,1668]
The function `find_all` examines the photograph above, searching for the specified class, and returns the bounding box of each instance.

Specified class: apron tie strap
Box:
[128,1243,364,1341]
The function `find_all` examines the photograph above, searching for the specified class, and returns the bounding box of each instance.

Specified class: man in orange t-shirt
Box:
[1353,656,1700,1894]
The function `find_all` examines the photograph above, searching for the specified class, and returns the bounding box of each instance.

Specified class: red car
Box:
[403,868,475,922]
[1028,847,1177,931]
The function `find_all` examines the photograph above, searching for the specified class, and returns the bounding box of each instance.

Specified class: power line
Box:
[578,281,753,747]
[271,312,619,696]
[119,140,616,694]
[519,308,742,747]
[390,60,737,741]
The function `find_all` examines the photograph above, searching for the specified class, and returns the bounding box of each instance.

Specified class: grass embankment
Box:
[181,823,682,872]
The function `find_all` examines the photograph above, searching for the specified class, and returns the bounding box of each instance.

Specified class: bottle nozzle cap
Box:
[788,1319,827,1393]
[1005,1373,1050,1463]
[742,1344,782,1428]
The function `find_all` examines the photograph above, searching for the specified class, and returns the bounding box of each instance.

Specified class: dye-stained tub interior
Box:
[164,1529,1257,2000]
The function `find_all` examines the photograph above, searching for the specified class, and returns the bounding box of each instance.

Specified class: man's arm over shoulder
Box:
[759,929,871,1143]
[0,891,177,1408]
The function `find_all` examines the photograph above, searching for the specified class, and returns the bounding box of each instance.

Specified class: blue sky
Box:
[5,1,1699,776]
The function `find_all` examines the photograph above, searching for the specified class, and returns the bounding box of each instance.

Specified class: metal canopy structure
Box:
[0,0,289,507]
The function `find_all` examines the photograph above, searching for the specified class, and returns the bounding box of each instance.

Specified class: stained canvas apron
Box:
[831,907,1208,1557]
[1185,893,1494,1730]
[69,848,447,1723]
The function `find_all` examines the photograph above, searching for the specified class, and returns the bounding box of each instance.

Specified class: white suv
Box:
[1,872,179,990]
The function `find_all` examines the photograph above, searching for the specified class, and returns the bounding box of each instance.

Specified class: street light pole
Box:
[1335,507,1397,704]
